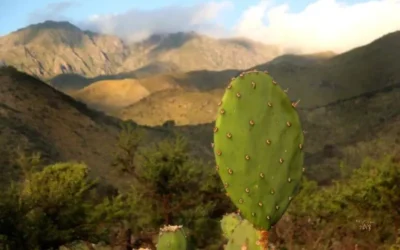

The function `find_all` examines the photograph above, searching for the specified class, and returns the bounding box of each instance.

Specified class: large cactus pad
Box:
[213,70,304,230]
[157,225,188,250]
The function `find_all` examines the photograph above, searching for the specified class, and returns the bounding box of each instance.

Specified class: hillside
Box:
[72,79,151,113]
[1,66,398,190]
[0,66,224,189]
[174,83,400,184]
[0,66,181,190]
[119,31,400,125]
[0,66,135,185]
[0,20,280,82]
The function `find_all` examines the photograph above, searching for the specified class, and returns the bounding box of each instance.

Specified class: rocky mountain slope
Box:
[0,20,280,80]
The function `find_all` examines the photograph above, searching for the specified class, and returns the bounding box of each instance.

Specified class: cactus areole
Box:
[213,70,304,231]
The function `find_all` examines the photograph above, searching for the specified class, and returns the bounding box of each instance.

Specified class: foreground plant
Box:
[213,70,305,249]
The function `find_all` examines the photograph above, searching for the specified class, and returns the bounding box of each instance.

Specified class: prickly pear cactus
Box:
[156,225,188,250]
[224,219,264,250]
[221,213,242,238]
[213,70,304,231]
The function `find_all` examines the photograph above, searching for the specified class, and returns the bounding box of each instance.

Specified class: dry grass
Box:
[72,79,151,113]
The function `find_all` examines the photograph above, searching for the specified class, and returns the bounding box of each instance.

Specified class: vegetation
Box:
[0,119,398,249]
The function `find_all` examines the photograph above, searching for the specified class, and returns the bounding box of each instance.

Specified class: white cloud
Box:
[80,1,233,42]
[234,0,400,53]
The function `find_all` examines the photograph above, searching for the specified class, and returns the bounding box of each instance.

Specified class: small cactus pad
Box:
[221,213,242,238]
[224,219,265,250]
[213,70,304,230]
[157,225,188,250]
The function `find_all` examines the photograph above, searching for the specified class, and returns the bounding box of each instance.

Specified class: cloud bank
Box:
[79,1,233,42]
[235,0,400,53]
[29,0,400,54]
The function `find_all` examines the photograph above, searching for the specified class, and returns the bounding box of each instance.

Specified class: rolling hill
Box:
[0,20,280,83]
[1,66,398,189]
[119,30,400,126]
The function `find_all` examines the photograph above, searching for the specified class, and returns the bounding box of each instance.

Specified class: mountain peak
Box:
[14,20,81,33]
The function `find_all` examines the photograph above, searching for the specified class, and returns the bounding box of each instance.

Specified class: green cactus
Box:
[156,225,188,250]
[221,213,242,238]
[213,70,304,236]
[224,219,264,250]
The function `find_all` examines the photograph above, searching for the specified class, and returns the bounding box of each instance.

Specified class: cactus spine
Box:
[213,70,304,249]
[156,225,188,250]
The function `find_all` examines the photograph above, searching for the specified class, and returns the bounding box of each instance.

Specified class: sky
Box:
[0,0,400,53]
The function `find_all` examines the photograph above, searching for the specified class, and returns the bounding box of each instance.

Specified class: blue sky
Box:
[0,0,366,36]
[0,0,399,54]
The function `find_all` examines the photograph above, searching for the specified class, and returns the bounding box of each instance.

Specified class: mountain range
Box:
[0,21,399,187]
[0,20,280,80]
